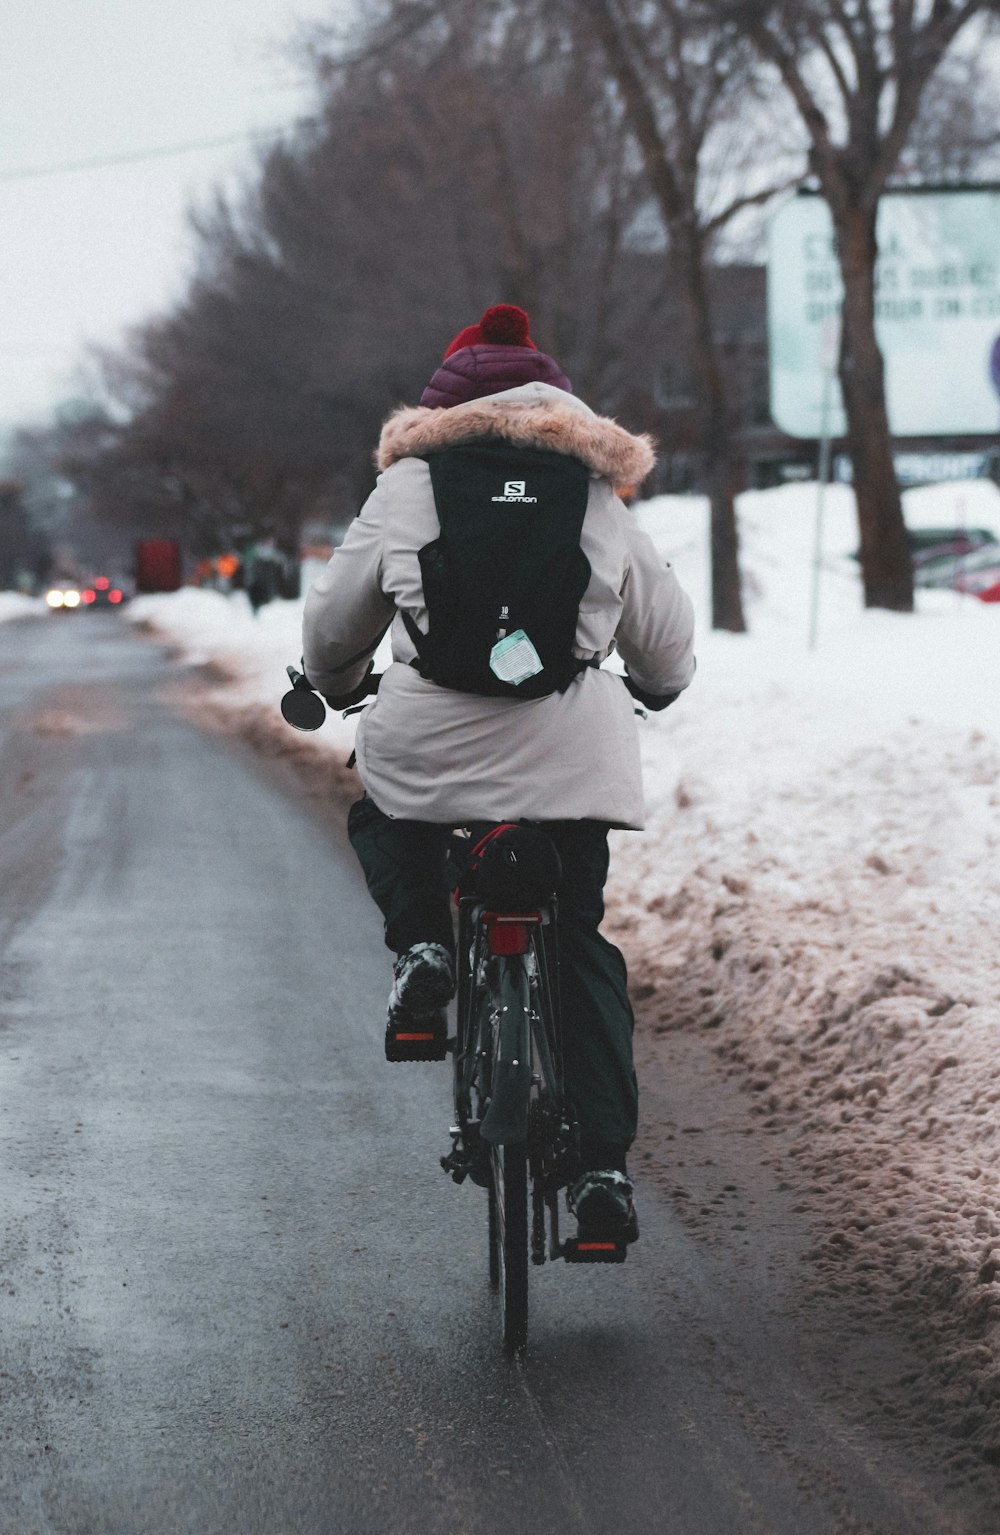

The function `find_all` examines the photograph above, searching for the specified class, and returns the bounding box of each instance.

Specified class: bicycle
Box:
[282,666,635,1355]
[441,822,633,1354]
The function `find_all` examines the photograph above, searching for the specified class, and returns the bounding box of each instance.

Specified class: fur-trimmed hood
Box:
[376,382,655,486]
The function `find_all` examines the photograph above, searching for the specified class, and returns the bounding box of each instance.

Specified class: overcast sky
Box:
[0,0,343,432]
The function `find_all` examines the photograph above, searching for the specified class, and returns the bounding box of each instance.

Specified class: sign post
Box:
[808,316,840,650]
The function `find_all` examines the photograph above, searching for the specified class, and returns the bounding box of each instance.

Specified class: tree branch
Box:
[701,173,803,241]
[583,0,685,224]
[730,4,839,176]
[869,0,986,196]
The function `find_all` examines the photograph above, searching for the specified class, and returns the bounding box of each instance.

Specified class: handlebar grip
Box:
[287,664,316,691]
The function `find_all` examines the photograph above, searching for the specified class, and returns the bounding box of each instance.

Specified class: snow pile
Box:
[0,593,44,623]
[124,479,1000,1458]
[129,587,362,797]
[608,708,1000,1460]
[608,479,1000,1462]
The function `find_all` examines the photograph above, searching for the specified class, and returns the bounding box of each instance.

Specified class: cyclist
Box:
[302,304,695,1240]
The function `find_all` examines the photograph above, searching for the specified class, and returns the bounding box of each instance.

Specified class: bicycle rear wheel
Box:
[488,1176,499,1290]
[490,1141,528,1354]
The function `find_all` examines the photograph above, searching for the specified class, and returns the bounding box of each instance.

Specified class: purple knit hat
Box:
[420,304,572,408]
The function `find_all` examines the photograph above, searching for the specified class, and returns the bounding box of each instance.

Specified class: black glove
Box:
[317,665,377,709]
[292,659,374,709]
[623,672,682,712]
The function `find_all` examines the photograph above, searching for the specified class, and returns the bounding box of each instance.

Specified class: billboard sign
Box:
[768,189,1000,439]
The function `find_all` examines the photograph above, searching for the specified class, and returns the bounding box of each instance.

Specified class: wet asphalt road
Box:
[0,614,991,1535]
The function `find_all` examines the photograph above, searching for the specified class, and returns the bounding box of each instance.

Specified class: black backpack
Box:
[402,442,593,699]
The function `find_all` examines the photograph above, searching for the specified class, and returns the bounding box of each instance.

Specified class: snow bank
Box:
[127,481,1000,1458]
[608,703,1000,1460]
[0,593,45,623]
[128,588,363,797]
[610,478,1000,1462]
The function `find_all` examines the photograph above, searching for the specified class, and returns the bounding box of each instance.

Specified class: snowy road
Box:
[0,614,994,1534]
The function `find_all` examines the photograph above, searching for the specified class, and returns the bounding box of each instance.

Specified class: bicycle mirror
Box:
[280,688,326,731]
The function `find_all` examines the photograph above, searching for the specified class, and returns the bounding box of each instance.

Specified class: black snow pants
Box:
[347,794,638,1167]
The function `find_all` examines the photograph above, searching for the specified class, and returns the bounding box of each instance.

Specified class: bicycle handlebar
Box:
[281,659,668,733]
[281,663,382,731]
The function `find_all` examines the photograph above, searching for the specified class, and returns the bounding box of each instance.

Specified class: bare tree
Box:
[724,0,1000,612]
[298,10,654,400]
[84,8,657,552]
[551,0,804,632]
[899,41,1000,180]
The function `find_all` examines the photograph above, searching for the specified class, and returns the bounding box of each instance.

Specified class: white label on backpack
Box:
[489,629,543,685]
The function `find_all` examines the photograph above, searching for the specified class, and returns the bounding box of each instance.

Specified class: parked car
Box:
[951,544,1000,600]
[908,525,997,554]
[912,530,1000,595]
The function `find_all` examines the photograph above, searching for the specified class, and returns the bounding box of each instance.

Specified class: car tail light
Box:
[109,590,123,603]
[95,577,110,590]
[484,914,542,955]
[82,589,96,604]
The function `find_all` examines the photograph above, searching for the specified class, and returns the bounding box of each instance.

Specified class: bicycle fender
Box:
[481,961,532,1146]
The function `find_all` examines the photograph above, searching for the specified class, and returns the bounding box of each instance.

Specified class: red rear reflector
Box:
[109,590,123,603]
[395,1031,434,1041]
[578,1242,618,1251]
[483,913,541,957]
[486,922,530,955]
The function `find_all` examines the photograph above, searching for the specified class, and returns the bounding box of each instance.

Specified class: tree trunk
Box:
[707,448,745,633]
[833,203,914,612]
[675,223,746,633]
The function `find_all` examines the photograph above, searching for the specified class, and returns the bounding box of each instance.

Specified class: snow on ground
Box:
[612,482,1000,1463]
[0,594,44,623]
[123,478,1000,1459]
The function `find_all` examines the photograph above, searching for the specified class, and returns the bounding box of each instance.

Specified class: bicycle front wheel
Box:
[491,1141,528,1354]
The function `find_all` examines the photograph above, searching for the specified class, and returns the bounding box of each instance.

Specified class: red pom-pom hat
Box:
[443,304,537,358]
[420,302,571,408]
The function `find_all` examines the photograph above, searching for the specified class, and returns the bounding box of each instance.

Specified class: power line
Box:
[0,122,312,184]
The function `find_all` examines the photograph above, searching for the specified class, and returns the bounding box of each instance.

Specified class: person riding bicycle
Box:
[301,304,695,1240]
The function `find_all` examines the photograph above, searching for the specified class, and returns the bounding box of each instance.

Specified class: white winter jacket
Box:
[302,382,695,828]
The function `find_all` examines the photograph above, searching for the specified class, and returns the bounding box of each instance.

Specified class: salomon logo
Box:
[492,479,537,503]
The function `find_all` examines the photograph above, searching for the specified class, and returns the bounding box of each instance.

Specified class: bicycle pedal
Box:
[384,1023,448,1062]
[560,1236,629,1264]
[561,1205,638,1262]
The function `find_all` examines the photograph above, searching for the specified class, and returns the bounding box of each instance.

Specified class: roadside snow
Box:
[126,478,1000,1460]
[619,480,1000,1463]
[0,594,44,623]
